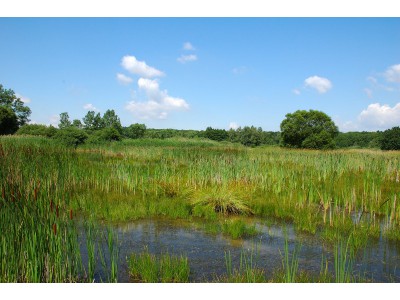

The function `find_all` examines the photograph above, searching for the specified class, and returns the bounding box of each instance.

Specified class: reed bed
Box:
[1,135,400,282]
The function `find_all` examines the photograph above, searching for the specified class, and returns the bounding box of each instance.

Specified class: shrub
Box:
[16,124,58,137]
[86,127,122,144]
[53,127,88,148]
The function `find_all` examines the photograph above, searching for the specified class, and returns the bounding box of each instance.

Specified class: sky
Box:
[0,17,399,132]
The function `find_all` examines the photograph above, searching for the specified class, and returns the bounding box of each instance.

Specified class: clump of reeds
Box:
[192,187,253,216]
[221,248,266,283]
[128,248,190,283]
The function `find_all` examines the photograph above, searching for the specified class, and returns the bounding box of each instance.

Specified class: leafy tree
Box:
[53,127,88,148]
[102,109,122,133]
[280,110,338,149]
[124,123,147,139]
[335,131,382,149]
[16,124,57,137]
[238,126,263,147]
[72,119,83,129]
[86,128,122,144]
[204,127,228,142]
[0,84,31,127]
[59,112,72,129]
[0,106,18,135]
[82,111,104,131]
[380,127,400,150]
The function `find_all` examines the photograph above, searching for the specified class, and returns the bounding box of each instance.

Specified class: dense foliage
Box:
[16,124,57,137]
[0,84,31,130]
[123,123,147,139]
[380,127,400,150]
[0,106,18,135]
[53,127,88,148]
[280,110,339,149]
[335,131,382,149]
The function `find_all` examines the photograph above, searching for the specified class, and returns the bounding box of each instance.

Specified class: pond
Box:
[79,218,400,283]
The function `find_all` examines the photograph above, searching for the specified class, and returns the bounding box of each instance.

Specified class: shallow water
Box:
[80,218,400,283]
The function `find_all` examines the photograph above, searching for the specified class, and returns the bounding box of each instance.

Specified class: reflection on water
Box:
[80,218,400,282]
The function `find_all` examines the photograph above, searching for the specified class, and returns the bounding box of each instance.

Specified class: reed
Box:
[1,135,399,282]
[128,248,190,283]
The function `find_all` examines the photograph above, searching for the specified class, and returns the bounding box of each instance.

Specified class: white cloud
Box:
[116,73,133,85]
[121,55,164,78]
[358,102,400,130]
[183,42,195,51]
[293,89,301,95]
[15,93,31,103]
[83,103,98,111]
[384,64,400,83]
[177,54,198,64]
[125,78,189,119]
[304,76,332,94]
[229,122,239,130]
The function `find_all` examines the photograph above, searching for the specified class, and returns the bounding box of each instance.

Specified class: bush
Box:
[380,127,400,150]
[123,123,146,139]
[53,127,88,148]
[86,127,122,144]
[16,124,58,138]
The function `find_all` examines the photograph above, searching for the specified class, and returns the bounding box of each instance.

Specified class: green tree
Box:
[53,127,88,148]
[280,110,339,149]
[0,84,31,127]
[102,109,122,133]
[238,126,263,147]
[86,128,122,144]
[124,123,147,139]
[0,106,18,135]
[204,127,228,141]
[59,112,72,129]
[72,119,83,129]
[380,127,400,150]
[83,111,104,131]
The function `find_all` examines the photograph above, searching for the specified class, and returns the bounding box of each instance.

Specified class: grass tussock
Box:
[192,187,253,216]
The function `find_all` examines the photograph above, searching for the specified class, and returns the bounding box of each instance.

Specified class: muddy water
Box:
[82,218,400,283]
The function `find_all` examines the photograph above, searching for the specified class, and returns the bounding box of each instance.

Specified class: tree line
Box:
[1,83,399,150]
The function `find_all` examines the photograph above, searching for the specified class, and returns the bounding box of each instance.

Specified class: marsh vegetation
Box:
[1,135,400,282]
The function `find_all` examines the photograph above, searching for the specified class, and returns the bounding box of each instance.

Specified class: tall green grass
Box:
[128,248,190,283]
[1,135,399,282]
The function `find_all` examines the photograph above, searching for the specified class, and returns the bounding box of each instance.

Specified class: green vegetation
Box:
[128,248,190,283]
[335,131,382,149]
[1,86,400,282]
[280,109,339,149]
[381,126,400,150]
[0,84,31,128]
[0,106,18,135]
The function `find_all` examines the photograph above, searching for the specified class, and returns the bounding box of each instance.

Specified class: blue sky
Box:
[0,18,399,131]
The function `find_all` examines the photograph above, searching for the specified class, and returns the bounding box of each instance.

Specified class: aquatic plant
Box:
[128,248,190,283]
[192,187,253,216]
